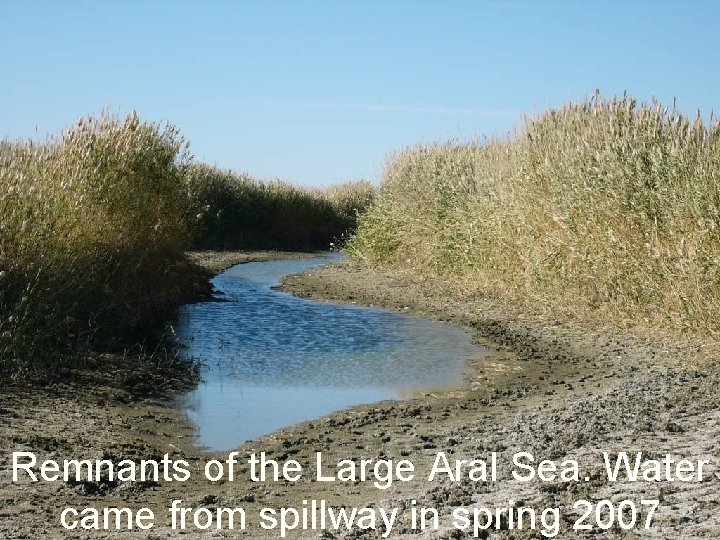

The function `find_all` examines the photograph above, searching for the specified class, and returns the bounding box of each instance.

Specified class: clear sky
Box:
[1,0,718,186]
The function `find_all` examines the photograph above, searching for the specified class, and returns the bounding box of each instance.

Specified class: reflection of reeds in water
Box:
[350,93,720,337]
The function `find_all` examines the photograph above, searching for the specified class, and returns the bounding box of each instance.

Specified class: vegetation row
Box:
[0,113,373,377]
[349,94,720,336]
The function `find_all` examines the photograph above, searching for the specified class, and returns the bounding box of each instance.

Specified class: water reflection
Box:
[177,254,483,450]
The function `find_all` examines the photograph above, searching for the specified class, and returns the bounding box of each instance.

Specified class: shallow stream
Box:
[176,254,484,450]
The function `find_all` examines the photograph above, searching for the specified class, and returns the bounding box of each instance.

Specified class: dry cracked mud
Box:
[1,254,718,539]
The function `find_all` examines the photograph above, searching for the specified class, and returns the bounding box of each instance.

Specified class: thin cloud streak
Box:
[264,100,518,117]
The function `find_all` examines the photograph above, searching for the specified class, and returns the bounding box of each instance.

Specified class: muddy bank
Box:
[187,249,322,274]
[1,254,719,539]
[281,263,720,538]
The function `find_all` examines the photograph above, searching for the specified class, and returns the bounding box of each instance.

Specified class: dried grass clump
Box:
[316,180,376,221]
[349,94,720,336]
[0,113,196,375]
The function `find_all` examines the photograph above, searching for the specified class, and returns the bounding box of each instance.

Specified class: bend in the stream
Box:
[176,253,484,451]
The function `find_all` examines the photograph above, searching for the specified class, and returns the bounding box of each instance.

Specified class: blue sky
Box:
[1,0,718,186]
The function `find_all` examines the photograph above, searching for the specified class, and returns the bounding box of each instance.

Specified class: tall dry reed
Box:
[0,113,197,376]
[349,94,720,336]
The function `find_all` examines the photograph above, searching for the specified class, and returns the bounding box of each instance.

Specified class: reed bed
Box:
[0,113,200,376]
[184,163,374,249]
[1,113,372,377]
[349,94,720,336]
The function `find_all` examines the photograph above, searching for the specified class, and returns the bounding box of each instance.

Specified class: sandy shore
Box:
[1,253,719,539]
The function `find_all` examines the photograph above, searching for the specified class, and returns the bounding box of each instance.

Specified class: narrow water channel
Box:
[176,254,484,450]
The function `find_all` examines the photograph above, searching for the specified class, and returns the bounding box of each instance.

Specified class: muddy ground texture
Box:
[1,252,719,539]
